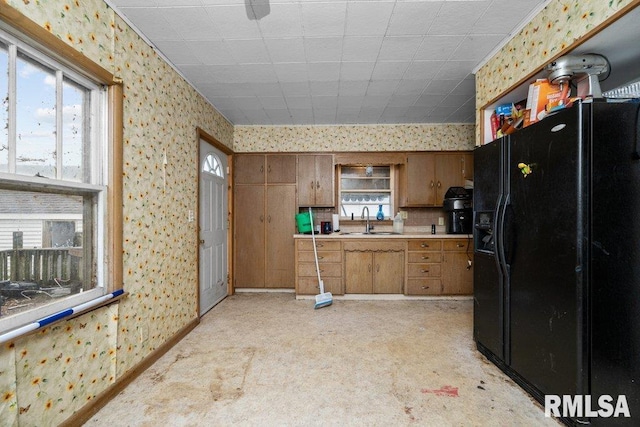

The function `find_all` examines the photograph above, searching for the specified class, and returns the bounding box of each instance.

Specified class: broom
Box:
[309,208,333,309]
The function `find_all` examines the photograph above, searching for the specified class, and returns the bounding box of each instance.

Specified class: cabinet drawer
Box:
[343,241,405,252]
[297,240,341,251]
[443,239,471,251]
[408,263,441,278]
[408,240,442,251]
[297,277,343,295]
[297,251,342,263]
[406,279,442,295]
[298,262,342,277]
[407,252,442,263]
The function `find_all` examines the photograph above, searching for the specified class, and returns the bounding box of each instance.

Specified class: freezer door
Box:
[590,102,640,424]
[473,140,505,360]
[507,104,588,400]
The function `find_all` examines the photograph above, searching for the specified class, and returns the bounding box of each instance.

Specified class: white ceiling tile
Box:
[362,95,391,108]
[451,78,475,95]
[290,108,314,124]
[156,0,203,6]
[264,38,306,63]
[414,36,464,61]
[118,8,180,41]
[230,96,261,109]
[440,93,473,107]
[307,63,341,82]
[338,96,365,108]
[201,0,245,5]
[339,62,375,81]
[342,37,383,62]
[387,93,421,107]
[203,82,255,97]
[423,79,461,95]
[259,96,288,109]
[314,109,338,124]
[111,0,160,6]
[251,82,283,97]
[345,2,395,36]
[371,62,410,80]
[471,0,535,34]
[160,7,220,41]
[257,3,303,38]
[285,96,312,109]
[265,109,293,124]
[336,106,362,124]
[206,5,262,39]
[309,81,340,96]
[274,63,309,82]
[387,2,442,36]
[189,40,236,65]
[339,80,370,97]
[225,39,271,64]
[415,93,447,107]
[153,40,200,65]
[304,38,343,62]
[450,35,505,61]
[394,79,428,95]
[428,1,491,35]
[280,82,311,97]
[433,60,475,80]
[243,108,272,124]
[236,64,279,83]
[367,80,400,96]
[403,61,445,80]
[313,97,338,110]
[378,37,423,61]
[181,64,228,83]
[300,2,347,37]
[358,107,384,123]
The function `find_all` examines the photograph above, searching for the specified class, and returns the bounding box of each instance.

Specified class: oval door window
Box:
[202,153,224,178]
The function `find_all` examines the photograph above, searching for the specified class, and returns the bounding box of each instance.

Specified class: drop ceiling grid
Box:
[110,0,548,125]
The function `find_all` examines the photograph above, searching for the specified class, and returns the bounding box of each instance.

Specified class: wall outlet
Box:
[438,217,444,226]
[400,211,408,220]
[188,210,195,222]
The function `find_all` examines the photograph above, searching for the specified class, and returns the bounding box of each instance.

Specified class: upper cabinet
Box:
[297,154,334,207]
[399,152,472,207]
[235,154,297,184]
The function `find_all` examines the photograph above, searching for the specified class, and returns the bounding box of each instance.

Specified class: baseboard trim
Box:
[60,317,200,427]
[295,294,473,301]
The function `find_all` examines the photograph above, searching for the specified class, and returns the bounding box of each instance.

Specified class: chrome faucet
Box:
[361,206,371,233]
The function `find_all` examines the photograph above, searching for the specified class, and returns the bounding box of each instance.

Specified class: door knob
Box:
[199,239,205,244]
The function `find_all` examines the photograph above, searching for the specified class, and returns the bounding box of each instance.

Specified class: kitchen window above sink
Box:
[339,165,393,220]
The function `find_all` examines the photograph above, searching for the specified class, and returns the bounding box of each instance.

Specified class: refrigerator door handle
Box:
[497,194,510,276]
[494,193,504,274]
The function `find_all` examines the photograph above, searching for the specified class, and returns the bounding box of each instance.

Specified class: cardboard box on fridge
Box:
[524,79,563,126]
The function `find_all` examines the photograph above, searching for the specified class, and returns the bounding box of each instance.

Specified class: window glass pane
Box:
[62,77,86,181]
[0,42,7,173]
[0,188,95,319]
[339,165,393,219]
[16,51,56,178]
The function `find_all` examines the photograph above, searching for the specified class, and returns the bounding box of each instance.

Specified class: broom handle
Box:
[309,208,325,294]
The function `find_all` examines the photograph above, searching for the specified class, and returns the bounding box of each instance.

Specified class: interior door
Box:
[199,140,229,315]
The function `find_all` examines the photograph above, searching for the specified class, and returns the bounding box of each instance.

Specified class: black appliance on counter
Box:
[473,100,640,426]
[443,187,472,234]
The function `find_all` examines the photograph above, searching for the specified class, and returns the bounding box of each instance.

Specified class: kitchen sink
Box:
[339,231,400,235]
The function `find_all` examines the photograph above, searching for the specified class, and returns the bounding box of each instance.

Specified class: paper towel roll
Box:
[332,214,340,232]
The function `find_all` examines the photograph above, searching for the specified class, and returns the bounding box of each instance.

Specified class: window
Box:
[339,165,393,220]
[203,153,224,178]
[0,24,112,333]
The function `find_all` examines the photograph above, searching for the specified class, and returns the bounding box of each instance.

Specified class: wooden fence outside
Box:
[0,248,83,285]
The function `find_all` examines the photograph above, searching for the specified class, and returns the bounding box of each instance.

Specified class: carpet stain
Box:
[421,385,459,397]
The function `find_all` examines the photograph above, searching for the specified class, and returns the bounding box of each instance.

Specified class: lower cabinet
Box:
[406,239,443,295]
[295,240,343,295]
[343,241,405,294]
[442,239,473,294]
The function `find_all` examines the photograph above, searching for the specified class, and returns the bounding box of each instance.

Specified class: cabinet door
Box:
[265,185,296,288]
[267,155,297,184]
[405,153,436,206]
[373,251,404,294]
[297,155,316,206]
[234,185,265,287]
[462,152,473,181]
[442,252,473,295]
[235,154,265,184]
[313,155,334,206]
[344,252,372,293]
[435,154,465,205]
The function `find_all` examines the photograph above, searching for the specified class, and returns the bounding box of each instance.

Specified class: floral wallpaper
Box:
[234,124,475,152]
[475,0,637,144]
[1,1,232,425]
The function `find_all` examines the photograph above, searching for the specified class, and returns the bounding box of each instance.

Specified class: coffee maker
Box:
[443,187,473,234]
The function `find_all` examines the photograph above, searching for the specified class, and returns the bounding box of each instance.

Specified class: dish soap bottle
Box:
[393,212,404,234]
[376,205,384,221]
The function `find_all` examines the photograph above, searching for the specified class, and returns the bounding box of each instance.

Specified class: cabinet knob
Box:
[318,256,324,260]
[316,243,324,248]
[430,180,434,189]
[376,264,380,272]
[268,165,271,173]
[421,256,429,260]
[457,243,464,248]
[268,215,271,223]
[421,243,429,248]
[437,181,441,188]
[260,165,264,173]
[310,181,314,189]
[422,269,430,273]
[368,264,371,272]
[421,286,429,290]
[260,215,264,222]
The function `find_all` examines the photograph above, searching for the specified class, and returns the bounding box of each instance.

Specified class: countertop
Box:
[294,232,471,239]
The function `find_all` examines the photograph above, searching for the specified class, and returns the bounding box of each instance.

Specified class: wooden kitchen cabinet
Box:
[235,154,296,184]
[406,239,443,295]
[400,152,472,207]
[295,239,343,295]
[234,183,296,289]
[442,239,473,294]
[344,240,405,294]
[297,154,334,207]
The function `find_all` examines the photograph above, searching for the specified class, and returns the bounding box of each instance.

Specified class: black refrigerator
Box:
[473,100,640,425]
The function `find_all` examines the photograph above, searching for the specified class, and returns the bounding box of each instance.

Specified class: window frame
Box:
[338,164,395,221]
[0,7,122,334]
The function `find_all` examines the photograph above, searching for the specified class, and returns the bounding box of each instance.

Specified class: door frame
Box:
[196,128,234,316]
